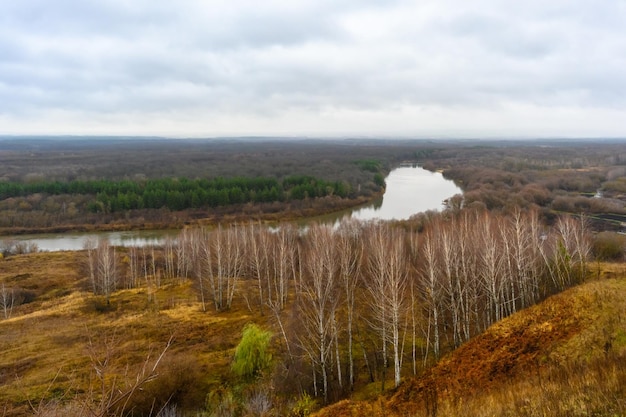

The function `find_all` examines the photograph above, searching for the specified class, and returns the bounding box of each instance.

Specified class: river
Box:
[337,164,460,222]
[2,165,461,252]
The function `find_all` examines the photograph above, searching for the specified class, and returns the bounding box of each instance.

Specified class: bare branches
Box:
[84,238,118,302]
[364,222,408,388]
[84,332,174,417]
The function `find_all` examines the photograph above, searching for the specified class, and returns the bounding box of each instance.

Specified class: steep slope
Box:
[315,270,626,417]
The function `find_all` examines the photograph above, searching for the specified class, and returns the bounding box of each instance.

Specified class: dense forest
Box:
[0,138,625,416]
[0,175,352,213]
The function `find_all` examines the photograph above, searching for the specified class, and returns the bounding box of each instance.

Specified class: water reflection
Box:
[3,230,178,252]
[349,165,461,221]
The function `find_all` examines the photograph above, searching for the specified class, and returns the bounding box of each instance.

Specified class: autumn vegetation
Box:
[0,138,399,233]
[0,137,625,416]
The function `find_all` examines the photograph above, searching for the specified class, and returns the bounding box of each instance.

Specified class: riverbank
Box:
[0,192,383,237]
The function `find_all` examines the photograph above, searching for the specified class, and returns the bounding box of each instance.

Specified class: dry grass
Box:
[0,251,258,416]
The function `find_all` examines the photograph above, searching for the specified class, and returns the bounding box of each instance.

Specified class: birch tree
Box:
[86,238,118,302]
[0,283,16,319]
[479,214,505,326]
[336,219,362,389]
[246,222,270,315]
[269,225,296,311]
[297,223,338,402]
[420,226,442,360]
[365,222,407,389]
[127,245,140,289]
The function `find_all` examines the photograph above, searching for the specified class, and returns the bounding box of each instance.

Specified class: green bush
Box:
[231,323,272,382]
[290,393,317,417]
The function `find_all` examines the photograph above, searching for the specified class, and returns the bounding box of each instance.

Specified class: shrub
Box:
[232,323,273,382]
[593,232,626,261]
[290,393,318,417]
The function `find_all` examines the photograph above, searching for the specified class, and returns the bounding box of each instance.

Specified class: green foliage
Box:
[354,159,381,173]
[205,388,238,417]
[282,175,349,200]
[231,323,272,381]
[414,148,439,160]
[0,174,353,213]
[289,393,318,417]
[373,173,385,188]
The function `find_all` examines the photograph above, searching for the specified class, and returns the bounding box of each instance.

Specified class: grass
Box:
[0,251,258,416]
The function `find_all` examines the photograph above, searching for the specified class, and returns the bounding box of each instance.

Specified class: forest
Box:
[0,175,351,213]
[76,209,589,408]
[0,137,625,416]
[1,137,625,235]
[0,138,399,232]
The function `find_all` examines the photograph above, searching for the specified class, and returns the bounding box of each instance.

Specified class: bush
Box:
[123,355,207,415]
[290,393,318,417]
[232,323,273,382]
[593,232,626,261]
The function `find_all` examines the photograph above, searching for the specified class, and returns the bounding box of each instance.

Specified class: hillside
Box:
[315,265,626,417]
[1,248,624,416]
[0,251,257,416]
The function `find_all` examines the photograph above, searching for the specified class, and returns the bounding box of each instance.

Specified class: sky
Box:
[1,0,625,138]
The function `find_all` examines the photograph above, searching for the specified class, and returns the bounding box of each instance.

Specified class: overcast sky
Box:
[1,0,625,138]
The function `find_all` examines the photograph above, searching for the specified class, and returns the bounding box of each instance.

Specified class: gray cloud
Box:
[0,0,625,137]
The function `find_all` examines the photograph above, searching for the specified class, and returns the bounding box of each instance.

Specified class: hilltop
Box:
[314,264,626,417]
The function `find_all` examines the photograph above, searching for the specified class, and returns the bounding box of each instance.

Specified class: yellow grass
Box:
[0,251,258,416]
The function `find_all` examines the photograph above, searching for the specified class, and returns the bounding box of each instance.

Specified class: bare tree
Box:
[186,228,206,312]
[224,224,245,309]
[84,238,97,294]
[297,223,338,402]
[336,219,363,389]
[438,222,463,348]
[195,225,245,311]
[163,237,177,280]
[406,230,420,375]
[549,214,591,289]
[364,222,407,389]
[246,222,270,315]
[127,246,140,289]
[150,246,159,288]
[0,283,16,319]
[419,226,442,361]
[269,225,296,311]
[456,210,480,342]
[84,238,118,302]
[84,333,173,417]
[478,213,505,326]
[176,229,193,280]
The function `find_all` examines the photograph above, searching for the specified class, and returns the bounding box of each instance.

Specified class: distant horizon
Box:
[1,134,626,143]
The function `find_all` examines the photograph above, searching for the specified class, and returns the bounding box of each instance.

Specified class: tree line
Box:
[85,208,590,404]
[0,175,352,213]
